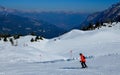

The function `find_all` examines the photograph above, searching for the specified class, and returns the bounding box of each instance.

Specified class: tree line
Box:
[0,33,44,46]
[81,20,119,31]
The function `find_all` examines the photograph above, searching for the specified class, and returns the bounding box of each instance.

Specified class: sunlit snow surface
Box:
[0,22,120,75]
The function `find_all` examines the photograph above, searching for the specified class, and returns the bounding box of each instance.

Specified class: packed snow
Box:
[0,22,120,75]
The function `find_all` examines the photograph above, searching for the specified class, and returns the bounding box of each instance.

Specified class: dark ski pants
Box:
[81,62,87,68]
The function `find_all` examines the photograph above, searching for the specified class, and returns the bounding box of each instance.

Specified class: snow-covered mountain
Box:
[0,22,120,75]
[0,22,120,62]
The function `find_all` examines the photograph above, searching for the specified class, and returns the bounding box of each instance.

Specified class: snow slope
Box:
[0,54,120,75]
[0,22,120,75]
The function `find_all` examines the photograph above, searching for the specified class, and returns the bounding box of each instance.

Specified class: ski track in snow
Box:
[1,55,120,75]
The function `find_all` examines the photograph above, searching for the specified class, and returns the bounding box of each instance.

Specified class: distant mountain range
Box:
[81,2,120,28]
[0,5,89,30]
[16,12,89,30]
[0,2,120,38]
[0,6,89,38]
[0,6,68,38]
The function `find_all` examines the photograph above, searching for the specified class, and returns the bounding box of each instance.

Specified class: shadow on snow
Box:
[60,67,82,69]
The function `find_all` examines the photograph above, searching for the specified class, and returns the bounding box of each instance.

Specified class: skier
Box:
[79,53,88,68]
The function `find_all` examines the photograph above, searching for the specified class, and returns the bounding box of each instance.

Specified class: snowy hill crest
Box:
[0,22,120,63]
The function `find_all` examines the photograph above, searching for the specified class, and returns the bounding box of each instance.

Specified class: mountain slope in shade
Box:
[20,12,89,30]
[0,6,67,38]
[81,2,120,28]
[0,6,89,31]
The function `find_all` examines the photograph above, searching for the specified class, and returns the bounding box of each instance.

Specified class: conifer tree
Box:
[9,38,14,46]
[3,37,8,42]
[31,38,34,42]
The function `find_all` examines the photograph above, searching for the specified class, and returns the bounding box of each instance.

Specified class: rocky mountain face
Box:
[81,2,120,28]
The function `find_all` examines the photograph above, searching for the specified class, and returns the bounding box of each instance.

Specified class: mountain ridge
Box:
[81,2,120,28]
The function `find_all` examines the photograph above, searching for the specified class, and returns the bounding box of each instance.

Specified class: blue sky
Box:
[0,0,119,13]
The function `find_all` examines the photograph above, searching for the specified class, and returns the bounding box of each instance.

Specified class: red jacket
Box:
[80,54,86,62]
